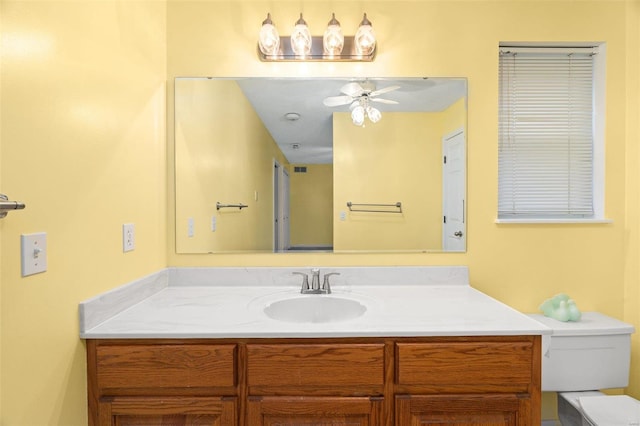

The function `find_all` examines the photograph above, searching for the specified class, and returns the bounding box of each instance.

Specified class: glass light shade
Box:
[351,105,364,126]
[354,13,376,56]
[291,13,312,56]
[351,105,365,126]
[258,13,280,56]
[323,13,344,56]
[367,106,382,123]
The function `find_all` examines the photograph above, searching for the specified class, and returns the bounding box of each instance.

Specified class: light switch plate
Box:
[21,232,47,276]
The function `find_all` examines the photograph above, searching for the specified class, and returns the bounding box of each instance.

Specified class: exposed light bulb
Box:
[323,13,344,57]
[351,105,365,126]
[367,106,382,123]
[291,13,312,57]
[258,13,280,56]
[355,13,376,56]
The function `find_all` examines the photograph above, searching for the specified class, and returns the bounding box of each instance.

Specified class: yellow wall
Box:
[333,111,444,251]
[0,1,166,424]
[0,3,3,418]
[175,78,287,253]
[0,2,4,418]
[0,1,637,425]
[289,164,333,248]
[332,99,465,252]
[166,2,629,316]
[442,97,467,137]
[624,0,640,400]
[165,1,634,421]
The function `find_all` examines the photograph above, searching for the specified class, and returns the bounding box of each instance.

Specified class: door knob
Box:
[454,231,463,237]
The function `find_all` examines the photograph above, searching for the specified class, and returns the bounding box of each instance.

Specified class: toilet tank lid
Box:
[527,312,635,336]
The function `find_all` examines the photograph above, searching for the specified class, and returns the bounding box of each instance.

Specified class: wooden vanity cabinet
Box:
[86,336,540,426]
[245,343,387,426]
[86,340,238,426]
[394,337,541,426]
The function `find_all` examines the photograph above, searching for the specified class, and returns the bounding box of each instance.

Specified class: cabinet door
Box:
[98,396,236,426]
[247,396,384,426]
[395,394,529,426]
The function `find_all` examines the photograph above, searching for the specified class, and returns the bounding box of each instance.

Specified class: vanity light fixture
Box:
[323,13,344,56]
[354,13,376,56]
[290,13,312,57]
[258,13,280,57]
[257,12,377,61]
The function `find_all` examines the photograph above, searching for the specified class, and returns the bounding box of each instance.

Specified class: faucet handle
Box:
[322,272,340,294]
[292,272,309,293]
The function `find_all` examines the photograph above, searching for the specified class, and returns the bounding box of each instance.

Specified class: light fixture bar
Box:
[258,35,376,61]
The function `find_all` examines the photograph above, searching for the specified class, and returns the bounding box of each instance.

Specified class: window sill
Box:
[495,218,613,224]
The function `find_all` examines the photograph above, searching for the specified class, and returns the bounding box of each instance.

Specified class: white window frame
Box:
[496,43,609,224]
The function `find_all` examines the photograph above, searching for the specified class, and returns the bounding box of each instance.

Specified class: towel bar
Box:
[346,201,402,213]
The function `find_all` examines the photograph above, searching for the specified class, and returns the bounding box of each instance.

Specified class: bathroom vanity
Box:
[80,267,548,426]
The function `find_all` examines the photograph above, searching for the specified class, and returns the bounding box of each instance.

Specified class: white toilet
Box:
[529,312,638,425]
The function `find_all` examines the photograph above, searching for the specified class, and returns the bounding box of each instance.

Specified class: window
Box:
[498,44,606,222]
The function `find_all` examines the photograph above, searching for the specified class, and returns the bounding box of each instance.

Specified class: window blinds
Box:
[498,47,595,218]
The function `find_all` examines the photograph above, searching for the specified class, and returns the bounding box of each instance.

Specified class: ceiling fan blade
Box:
[340,82,365,97]
[371,98,399,105]
[323,95,354,107]
[370,85,401,97]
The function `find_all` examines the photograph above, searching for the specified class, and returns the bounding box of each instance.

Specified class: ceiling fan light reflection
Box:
[354,13,376,56]
[258,13,280,56]
[291,13,312,56]
[351,105,365,126]
[367,106,381,123]
[323,13,344,56]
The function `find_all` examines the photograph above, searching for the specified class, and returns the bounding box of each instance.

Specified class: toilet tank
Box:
[528,312,635,392]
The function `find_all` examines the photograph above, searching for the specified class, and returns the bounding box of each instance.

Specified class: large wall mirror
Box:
[175,77,467,254]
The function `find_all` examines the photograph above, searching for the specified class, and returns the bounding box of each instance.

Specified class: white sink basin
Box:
[264,296,367,323]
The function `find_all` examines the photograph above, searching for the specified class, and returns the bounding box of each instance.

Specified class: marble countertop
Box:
[79,266,550,339]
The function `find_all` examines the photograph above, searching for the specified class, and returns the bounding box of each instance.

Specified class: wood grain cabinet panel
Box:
[96,343,236,393]
[396,394,528,426]
[99,396,237,426]
[396,339,534,392]
[86,336,540,426]
[247,396,383,426]
[246,344,384,392]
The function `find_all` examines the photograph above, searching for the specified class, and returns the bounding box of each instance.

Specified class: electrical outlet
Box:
[21,232,47,276]
[122,223,135,252]
[188,217,194,237]
[211,216,216,232]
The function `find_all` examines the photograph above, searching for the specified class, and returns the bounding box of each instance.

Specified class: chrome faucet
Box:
[322,272,340,294]
[311,268,321,291]
[293,269,340,294]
